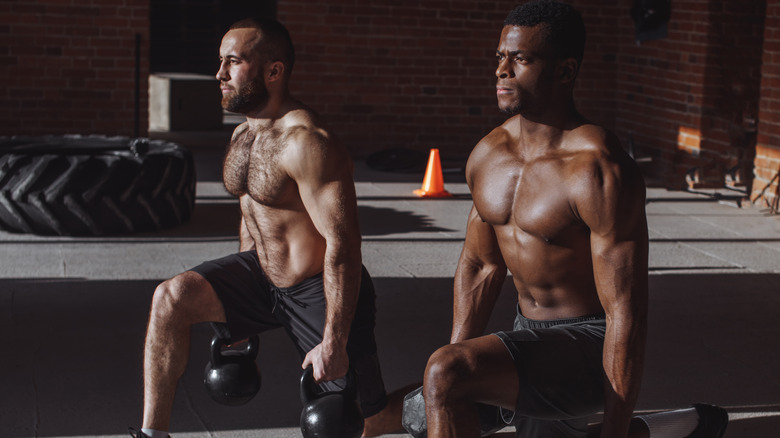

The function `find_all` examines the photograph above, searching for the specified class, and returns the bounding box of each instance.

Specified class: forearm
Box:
[321,240,362,348]
[451,259,506,343]
[599,311,647,437]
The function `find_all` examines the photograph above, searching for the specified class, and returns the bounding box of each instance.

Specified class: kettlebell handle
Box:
[210,336,227,367]
[210,335,260,367]
[245,335,259,358]
[299,365,357,404]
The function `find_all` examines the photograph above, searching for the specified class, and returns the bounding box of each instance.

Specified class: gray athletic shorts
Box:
[189,251,387,417]
[494,306,607,437]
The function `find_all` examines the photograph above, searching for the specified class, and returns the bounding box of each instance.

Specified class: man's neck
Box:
[518,96,577,126]
[511,103,584,154]
[244,92,294,130]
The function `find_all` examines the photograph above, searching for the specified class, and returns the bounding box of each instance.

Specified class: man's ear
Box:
[557,58,579,83]
[267,61,285,82]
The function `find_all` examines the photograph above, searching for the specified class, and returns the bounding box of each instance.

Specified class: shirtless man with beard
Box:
[130,17,400,438]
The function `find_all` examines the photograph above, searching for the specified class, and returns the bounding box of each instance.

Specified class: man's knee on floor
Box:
[423,344,479,405]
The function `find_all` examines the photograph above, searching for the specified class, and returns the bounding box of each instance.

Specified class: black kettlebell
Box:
[299,366,364,438]
[203,335,261,406]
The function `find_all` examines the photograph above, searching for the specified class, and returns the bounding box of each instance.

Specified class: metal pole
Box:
[135,33,141,138]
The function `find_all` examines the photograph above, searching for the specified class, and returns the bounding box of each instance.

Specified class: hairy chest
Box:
[222,128,294,205]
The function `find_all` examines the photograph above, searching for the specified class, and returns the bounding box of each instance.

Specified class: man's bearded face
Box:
[221,74,269,114]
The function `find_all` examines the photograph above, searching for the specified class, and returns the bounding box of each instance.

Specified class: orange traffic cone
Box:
[414,148,451,198]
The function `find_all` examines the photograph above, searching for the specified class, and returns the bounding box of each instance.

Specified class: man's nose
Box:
[216,61,229,82]
[496,59,512,79]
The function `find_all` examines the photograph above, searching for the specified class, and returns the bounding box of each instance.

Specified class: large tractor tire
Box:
[0,135,196,236]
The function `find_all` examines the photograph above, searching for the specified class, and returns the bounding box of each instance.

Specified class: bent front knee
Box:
[150,277,185,321]
[423,344,477,405]
[150,272,221,326]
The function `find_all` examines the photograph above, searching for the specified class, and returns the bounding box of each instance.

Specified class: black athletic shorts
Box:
[189,251,388,417]
[494,306,607,438]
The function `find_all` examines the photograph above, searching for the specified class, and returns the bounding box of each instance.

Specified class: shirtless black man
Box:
[410,2,729,438]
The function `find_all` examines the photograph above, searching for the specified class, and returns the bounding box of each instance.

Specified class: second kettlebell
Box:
[300,366,364,438]
[203,334,261,406]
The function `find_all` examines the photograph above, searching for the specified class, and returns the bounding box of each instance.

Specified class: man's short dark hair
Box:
[230,17,295,77]
[504,0,586,65]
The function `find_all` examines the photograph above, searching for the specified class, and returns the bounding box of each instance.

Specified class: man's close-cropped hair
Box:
[229,17,296,76]
[504,0,586,65]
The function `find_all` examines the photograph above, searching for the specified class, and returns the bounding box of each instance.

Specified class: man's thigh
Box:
[451,335,521,411]
[496,323,605,423]
[189,251,281,341]
[272,266,387,416]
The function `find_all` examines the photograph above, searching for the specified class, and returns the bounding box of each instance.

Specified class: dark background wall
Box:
[1,0,778,210]
[279,1,511,162]
[149,0,276,75]
[2,0,150,136]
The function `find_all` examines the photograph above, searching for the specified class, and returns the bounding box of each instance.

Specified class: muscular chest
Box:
[223,128,294,204]
[472,156,583,242]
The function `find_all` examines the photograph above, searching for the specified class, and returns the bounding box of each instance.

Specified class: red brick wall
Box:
[276,0,767,190]
[1,0,777,211]
[276,0,627,159]
[581,0,766,188]
[277,1,518,159]
[569,0,623,130]
[753,2,780,212]
[0,0,149,137]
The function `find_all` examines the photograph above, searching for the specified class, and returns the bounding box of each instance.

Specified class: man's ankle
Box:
[128,427,170,438]
[142,428,170,438]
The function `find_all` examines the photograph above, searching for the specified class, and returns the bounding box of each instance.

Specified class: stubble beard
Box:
[221,76,269,114]
[499,102,522,115]
[497,89,523,115]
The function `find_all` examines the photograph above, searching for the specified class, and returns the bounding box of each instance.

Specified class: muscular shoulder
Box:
[277,109,351,178]
[280,110,333,151]
[465,121,515,187]
[564,125,646,232]
[564,125,639,189]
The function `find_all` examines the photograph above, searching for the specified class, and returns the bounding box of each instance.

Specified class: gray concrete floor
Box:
[1,133,779,437]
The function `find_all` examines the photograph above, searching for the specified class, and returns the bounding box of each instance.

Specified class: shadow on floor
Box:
[358,205,455,236]
[0,273,777,437]
[0,202,455,244]
[148,203,458,240]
